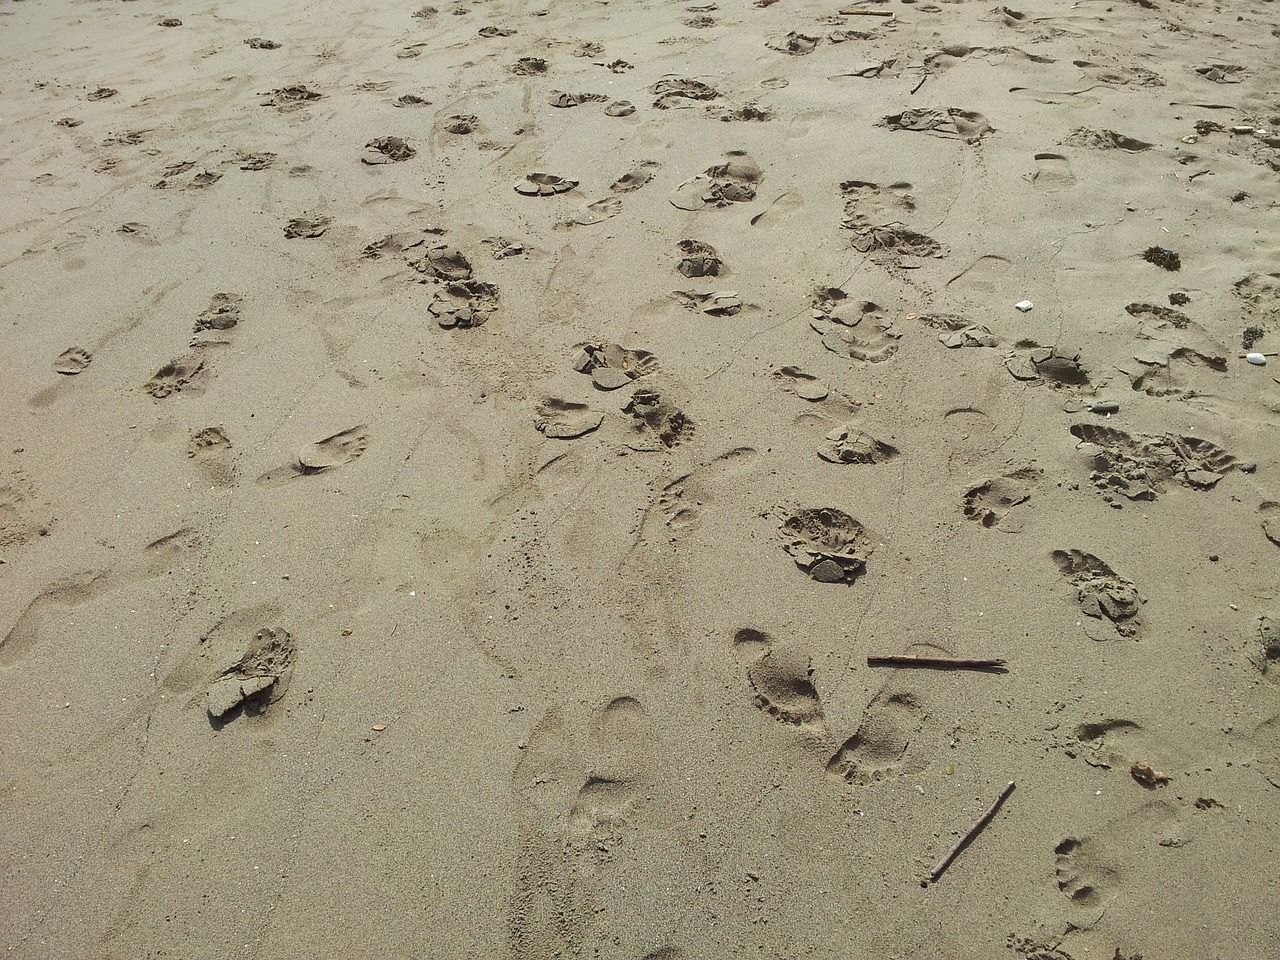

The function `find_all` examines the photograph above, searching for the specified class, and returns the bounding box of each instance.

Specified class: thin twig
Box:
[910,73,929,95]
[867,655,1007,671]
[926,781,1016,885]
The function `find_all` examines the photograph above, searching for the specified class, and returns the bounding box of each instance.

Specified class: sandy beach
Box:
[1,0,1278,956]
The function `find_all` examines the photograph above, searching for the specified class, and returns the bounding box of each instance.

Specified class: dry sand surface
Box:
[2,0,1279,956]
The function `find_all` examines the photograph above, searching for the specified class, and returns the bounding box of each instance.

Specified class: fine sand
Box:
[2,0,1279,957]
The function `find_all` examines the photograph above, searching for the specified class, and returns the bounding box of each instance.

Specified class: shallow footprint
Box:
[963,466,1041,527]
[818,321,902,363]
[1032,152,1075,190]
[54,347,92,375]
[610,161,661,194]
[1053,837,1116,905]
[256,426,369,485]
[187,426,236,487]
[1051,548,1144,639]
[298,425,369,473]
[771,365,829,402]
[1262,502,1280,548]
[827,690,923,785]
[652,446,757,534]
[535,398,604,439]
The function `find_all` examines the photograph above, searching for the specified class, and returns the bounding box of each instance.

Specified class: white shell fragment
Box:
[1015,300,1034,313]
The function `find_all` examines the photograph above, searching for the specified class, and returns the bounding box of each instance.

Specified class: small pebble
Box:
[1091,401,1120,414]
[1245,352,1267,366]
[1014,300,1033,312]
[1239,462,1256,474]
[1209,554,1219,562]
[371,724,387,731]
[810,559,845,583]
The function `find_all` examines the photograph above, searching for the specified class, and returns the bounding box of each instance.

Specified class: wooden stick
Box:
[867,655,1007,671]
[926,781,1016,885]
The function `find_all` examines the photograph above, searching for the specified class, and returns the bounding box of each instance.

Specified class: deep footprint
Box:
[817,425,899,465]
[206,626,297,726]
[779,507,875,582]
[1051,549,1144,638]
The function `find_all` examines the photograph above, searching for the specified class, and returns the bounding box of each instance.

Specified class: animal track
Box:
[779,507,875,583]
[963,467,1041,527]
[827,691,923,784]
[1051,549,1144,638]
[1069,423,1235,503]
[817,425,899,465]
